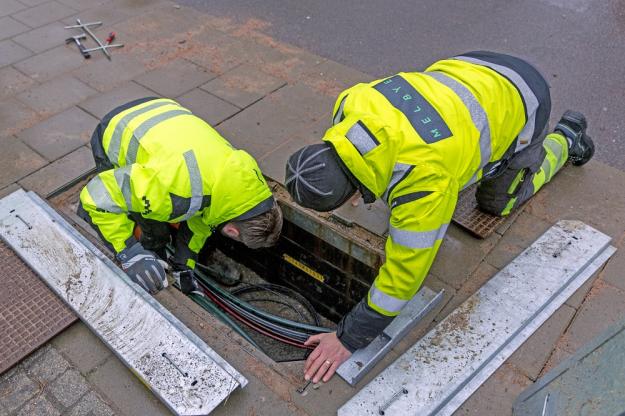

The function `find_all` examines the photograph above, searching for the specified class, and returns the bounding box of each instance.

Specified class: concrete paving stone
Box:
[0,40,32,67]
[558,280,625,354]
[0,371,40,413]
[257,130,320,183]
[15,396,60,416]
[0,66,36,100]
[17,106,97,161]
[19,146,95,196]
[72,53,146,92]
[19,0,50,6]
[176,88,240,126]
[61,5,132,27]
[600,242,625,291]
[184,31,248,75]
[47,369,90,408]
[24,346,70,384]
[564,272,598,309]
[0,16,29,40]
[484,211,553,270]
[0,0,25,17]
[16,75,96,114]
[0,136,47,188]
[51,322,111,374]
[57,0,109,11]
[12,22,71,53]
[11,1,76,28]
[0,183,21,198]
[88,356,170,416]
[452,363,532,416]
[507,304,576,380]
[332,199,390,237]
[66,391,114,416]
[78,81,157,119]
[14,44,87,82]
[201,63,286,109]
[302,59,373,98]
[0,97,40,136]
[134,59,216,98]
[20,343,53,369]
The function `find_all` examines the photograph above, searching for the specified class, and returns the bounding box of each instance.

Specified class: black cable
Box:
[245,298,308,323]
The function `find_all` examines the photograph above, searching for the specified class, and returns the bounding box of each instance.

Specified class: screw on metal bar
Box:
[15,214,32,230]
[378,387,408,415]
[541,393,551,416]
[296,380,311,394]
[161,352,188,377]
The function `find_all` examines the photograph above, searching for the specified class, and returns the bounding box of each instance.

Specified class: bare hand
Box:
[349,192,361,207]
[303,332,351,383]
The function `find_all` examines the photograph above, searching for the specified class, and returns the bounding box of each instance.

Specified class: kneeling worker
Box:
[79,97,283,294]
[285,51,594,383]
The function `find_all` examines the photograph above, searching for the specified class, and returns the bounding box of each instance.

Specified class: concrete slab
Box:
[12,22,71,53]
[14,45,87,82]
[201,63,286,109]
[0,66,36,100]
[0,0,26,18]
[57,0,109,11]
[302,59,372,98]
[11,1,76,28]
[0,16,29,40]
[507,304,576,380]
[258,134,319,183]
[51,323,111,375]
[0,40,32,67]
[18,146,95,197]
[332,199,390,237]
[47,369,90,408]
[17,107,97,161]
[61,4,132,27]
[599,238,625,291]
[72,54,147,92]
[16,75,96,114]
[135,59,216,98]
[23,346,70,383]
[176,88,240,126]
[65,391,114,416]
[19,0,50,6]
[564,272,597,310]
[78,81,157,119]
[0,136,47,188]
[0,371,39,413]
[15,396,59,416]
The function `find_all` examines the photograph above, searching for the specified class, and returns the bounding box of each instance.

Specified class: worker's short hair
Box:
[233,201,283,249]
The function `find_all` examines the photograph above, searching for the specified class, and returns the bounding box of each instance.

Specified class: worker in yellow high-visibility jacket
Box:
[79,97,282,294]
[284,51,594,383]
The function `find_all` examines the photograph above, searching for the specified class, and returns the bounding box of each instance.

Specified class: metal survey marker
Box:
[339,220,616,416]
[0,190,247,416]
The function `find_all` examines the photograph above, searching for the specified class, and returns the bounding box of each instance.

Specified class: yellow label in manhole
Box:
[282,254,325,283]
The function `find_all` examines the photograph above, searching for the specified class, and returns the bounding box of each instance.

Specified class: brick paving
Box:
[0,0,623,415]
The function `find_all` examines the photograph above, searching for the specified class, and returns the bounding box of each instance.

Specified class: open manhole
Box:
[50,177,382,363]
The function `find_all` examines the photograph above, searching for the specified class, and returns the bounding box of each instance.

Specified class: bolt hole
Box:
[191,380,198,386]
[9,209,14,213]
[402,388,408,394]
[378,411,385,415]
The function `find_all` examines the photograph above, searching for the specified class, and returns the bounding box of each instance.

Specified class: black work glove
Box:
[117,242,169,294]
[173,268,200,295]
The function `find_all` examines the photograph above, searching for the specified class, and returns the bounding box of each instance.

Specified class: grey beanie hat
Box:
[285,143,356,212]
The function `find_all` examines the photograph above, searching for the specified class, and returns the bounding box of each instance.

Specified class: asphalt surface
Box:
[181,0,625,171]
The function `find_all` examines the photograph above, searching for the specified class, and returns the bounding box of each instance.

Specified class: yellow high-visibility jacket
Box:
[324,52,542,317]
[80,98,273,268]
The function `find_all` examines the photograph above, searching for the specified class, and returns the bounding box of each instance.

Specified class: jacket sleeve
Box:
[79,168,136,253]
[172,215,213,270]
[337,189,456,350]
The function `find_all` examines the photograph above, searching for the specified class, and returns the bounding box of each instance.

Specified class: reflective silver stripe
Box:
[389,222,449,249]
[333,96,347,125]
[540,157,552,181]
[544,137,564,164]
[462,172,479,190]
[86,175,123,214]
[382,162,414,202]
[428,71,492,171]
[346,121,379,155]
[107,101,174,165]
[369,285,408,314]
[179,150,204,221]
[455,56,540,152]
[113,166,133,211]
[125,109,192,165]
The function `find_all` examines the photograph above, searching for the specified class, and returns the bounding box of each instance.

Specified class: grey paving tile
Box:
[0,183,21,198]
[507,304,576,380]
[0,66,36,100]
[23,346,70,384]
[88,356,170,416]
[0,97,39,136]
[19,0,50,6]
[11,1,76,28]
[19,146,94,196]
[0,40,32,67]
[12,21,70,53]
[0,371,39,413]
[17,106,97,161]
[15,396,60,416]
[0,136,47,188]
[257,133,319,183]
[332,199,390,237]
[57,0,109,11]
[600,243,625,291]
[78,81,157,119]
[14,44,87,82]
[73,53,146,92]
[135,59,216,98]
[61,5,132,27]
[176,88,240,126]
[0,0,26,17]
[51,323,111,374]
[0,16,29,40]
[564,272,597,309]
[16,75,96,114]
[201,63,286,108]
[302,59,372,97]
[66,391,114,416]
[47,369,90,408]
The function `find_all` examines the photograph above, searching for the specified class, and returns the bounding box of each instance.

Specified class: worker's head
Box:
[284,143,357,212]
[221,200,283,249]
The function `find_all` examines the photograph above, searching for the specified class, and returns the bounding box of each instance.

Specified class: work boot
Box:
[555,110,595,166]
